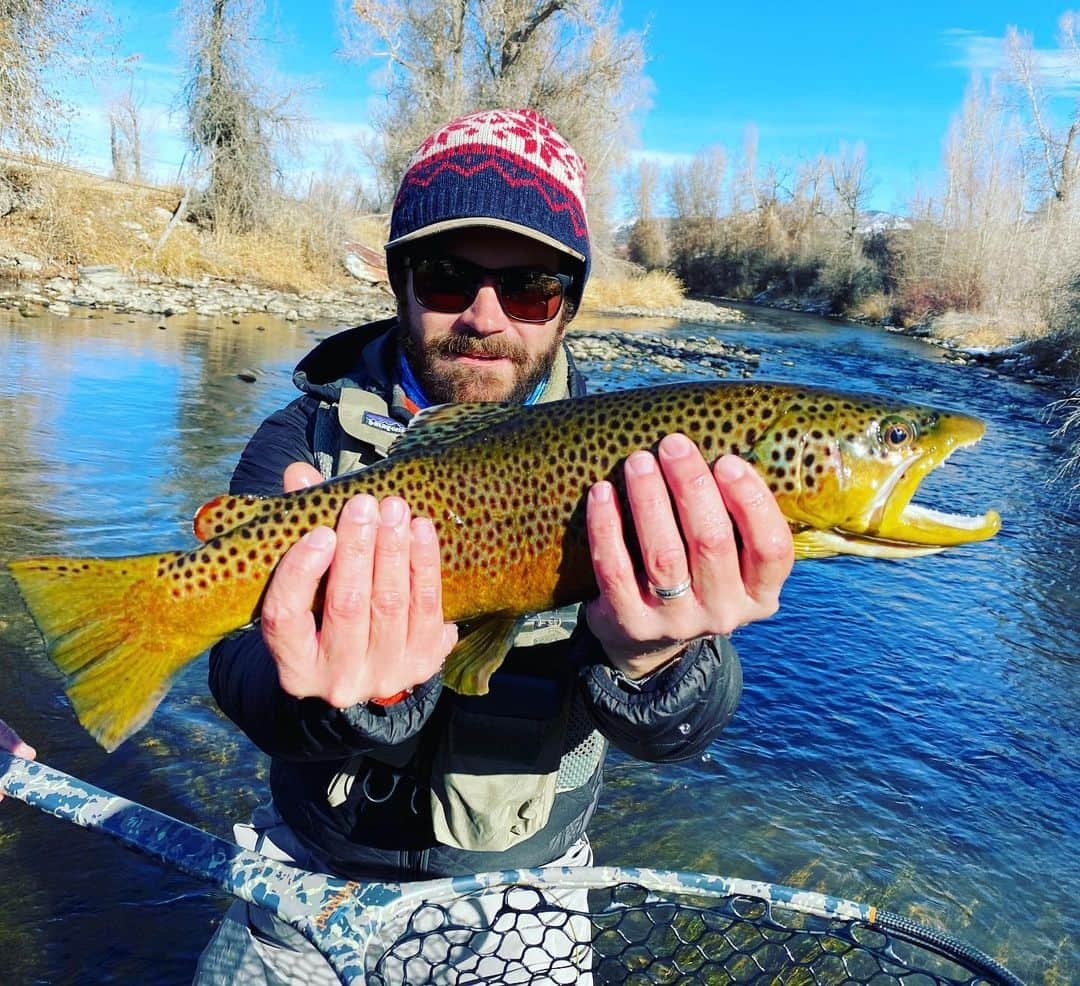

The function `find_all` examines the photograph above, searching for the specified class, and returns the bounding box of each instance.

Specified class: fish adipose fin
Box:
[7,554,222,751]
[442,613,523,695]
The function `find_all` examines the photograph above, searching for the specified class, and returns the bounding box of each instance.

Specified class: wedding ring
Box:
[648,576,692,601]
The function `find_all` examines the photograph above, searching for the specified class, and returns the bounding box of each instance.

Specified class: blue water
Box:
[0,304,1076,982]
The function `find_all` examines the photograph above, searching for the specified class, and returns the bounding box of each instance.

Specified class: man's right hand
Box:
[0,718,36,802]
[259,462,458,708]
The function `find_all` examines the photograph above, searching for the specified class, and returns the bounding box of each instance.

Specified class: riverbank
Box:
[0,263,1070,392]
[728,291,1079,389]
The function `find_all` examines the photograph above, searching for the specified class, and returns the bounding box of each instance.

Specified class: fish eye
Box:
[880,417,916,449]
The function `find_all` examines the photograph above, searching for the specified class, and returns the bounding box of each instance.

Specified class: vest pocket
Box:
[430,675,569,852]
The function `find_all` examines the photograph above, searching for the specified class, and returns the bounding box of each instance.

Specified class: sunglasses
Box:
[406,256,573,323]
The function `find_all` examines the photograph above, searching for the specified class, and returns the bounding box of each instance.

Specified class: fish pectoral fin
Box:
[442,613,523,696]
[791,528,847,559]
[793,528,948,560]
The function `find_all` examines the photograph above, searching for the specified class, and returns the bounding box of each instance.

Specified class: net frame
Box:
[0,753,1024,986]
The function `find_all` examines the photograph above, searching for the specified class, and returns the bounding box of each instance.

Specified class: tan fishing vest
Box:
[315,347,606,851]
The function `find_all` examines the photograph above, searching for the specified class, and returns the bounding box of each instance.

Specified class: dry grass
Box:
[0,161,696,313]
[848,291,890,323]
[1,163,689,311]
[581,268,685,311]
[1053,391,1080,494]
[0,162,359,294]
[927,310,1041,350]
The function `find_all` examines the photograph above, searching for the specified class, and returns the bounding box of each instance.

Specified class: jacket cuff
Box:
[579,630,742,762]
[338,672,443,747]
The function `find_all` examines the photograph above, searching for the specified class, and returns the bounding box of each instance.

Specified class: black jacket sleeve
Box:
[207,395,441,760]
[570,619,742,762]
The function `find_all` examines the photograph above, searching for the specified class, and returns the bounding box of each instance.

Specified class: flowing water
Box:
[0,303,1075,983]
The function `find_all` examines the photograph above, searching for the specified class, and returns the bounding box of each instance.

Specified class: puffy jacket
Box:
[208,319,743,880]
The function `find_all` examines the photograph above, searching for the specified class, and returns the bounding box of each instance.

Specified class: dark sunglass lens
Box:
[413,259,474,313]
[500,270,564,321]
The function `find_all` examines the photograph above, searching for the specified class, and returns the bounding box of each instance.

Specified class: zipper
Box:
[402,848,429,878]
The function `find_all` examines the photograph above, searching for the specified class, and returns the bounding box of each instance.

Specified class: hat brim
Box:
[385,217,586,264]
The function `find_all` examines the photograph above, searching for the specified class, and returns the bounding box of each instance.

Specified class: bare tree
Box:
[665,146,728,291]
[0,0,101,153]
[343,0,647,251]
[668,146,726,221]
[109,58,145,183]
[1004,22,1079,208]
[827,143,871,265]
[180,0,300,232]
[626,157,667,269]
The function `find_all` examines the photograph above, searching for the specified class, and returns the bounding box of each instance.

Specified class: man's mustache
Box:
[430,334,528,365]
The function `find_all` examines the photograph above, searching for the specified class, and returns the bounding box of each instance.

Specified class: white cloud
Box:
[628,148,696,169]
[945,26,1080,95]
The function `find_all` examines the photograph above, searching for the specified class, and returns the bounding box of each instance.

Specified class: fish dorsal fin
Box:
[389,401,521,459]
[442,613,523,695]
[192,493,267,542]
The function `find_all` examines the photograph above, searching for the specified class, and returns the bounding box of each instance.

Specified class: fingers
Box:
[260,524,337,697]
[0,717,33,802]
[318,495,379,677]
[284,461,324,494]
[0,718,35,760]
[586,435,793,671]
[625,448,692,601]
[263,474,454,705]
[713,455,794,611]
[584,480,640,618]
[365,498,411,661]
[658,435,747,603]
[409,517,457,665]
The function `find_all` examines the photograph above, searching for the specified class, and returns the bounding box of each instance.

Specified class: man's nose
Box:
[458,278,506,334]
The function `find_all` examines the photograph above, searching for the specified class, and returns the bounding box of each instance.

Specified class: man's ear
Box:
[388,262,407,301]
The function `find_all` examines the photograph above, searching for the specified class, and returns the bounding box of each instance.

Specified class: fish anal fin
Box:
[192,493,265,541]
[442,614,522,695]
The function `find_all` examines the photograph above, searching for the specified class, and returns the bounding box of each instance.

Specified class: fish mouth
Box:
[842,415,1001,556]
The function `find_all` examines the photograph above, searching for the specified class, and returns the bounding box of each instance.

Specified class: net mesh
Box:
[363,880,1019,986]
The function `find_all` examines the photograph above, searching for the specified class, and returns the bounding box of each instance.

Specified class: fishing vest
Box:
[313,344,607,853]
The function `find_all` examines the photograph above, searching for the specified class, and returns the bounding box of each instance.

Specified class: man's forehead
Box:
[423,228,565,267]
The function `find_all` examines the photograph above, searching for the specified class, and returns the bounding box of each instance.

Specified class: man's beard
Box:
[400,328,563,405]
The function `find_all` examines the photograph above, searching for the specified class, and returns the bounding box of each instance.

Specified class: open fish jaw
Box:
[861,431,1001,548]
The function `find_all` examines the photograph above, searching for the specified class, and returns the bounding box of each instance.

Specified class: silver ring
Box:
[648,576,692,601]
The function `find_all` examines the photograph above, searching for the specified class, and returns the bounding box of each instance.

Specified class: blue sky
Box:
[67,1,1078,215]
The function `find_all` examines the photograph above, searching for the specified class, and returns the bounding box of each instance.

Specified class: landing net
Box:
[361,872,1022,985]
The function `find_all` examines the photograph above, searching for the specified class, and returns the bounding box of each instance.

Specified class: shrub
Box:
[891,278,981,327]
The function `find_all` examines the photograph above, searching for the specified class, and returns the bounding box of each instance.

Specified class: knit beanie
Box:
[386,108,590,303]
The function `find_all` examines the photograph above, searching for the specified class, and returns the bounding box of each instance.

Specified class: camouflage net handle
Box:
[0,753,1023,985]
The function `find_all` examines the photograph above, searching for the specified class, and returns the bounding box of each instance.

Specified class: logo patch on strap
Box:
[362,411,406,435]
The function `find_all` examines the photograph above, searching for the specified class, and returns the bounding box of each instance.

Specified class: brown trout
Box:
[8,381,1001,751]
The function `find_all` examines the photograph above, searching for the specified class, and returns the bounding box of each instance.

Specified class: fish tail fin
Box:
[7,553,222,751]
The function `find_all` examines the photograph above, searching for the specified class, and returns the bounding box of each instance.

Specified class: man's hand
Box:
[584,434,794,680]
[259,463,458,708]
[0,718,36,802]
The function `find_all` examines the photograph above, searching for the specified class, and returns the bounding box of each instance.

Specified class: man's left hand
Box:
[584,433,794,680]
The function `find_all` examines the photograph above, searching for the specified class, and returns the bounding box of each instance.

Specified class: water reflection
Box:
[0,307,1076,983]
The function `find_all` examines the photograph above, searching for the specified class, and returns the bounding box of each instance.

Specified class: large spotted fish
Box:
[8,381,1000,751]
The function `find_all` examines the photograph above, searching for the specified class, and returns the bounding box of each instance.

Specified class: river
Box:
[0,303,1076,984]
